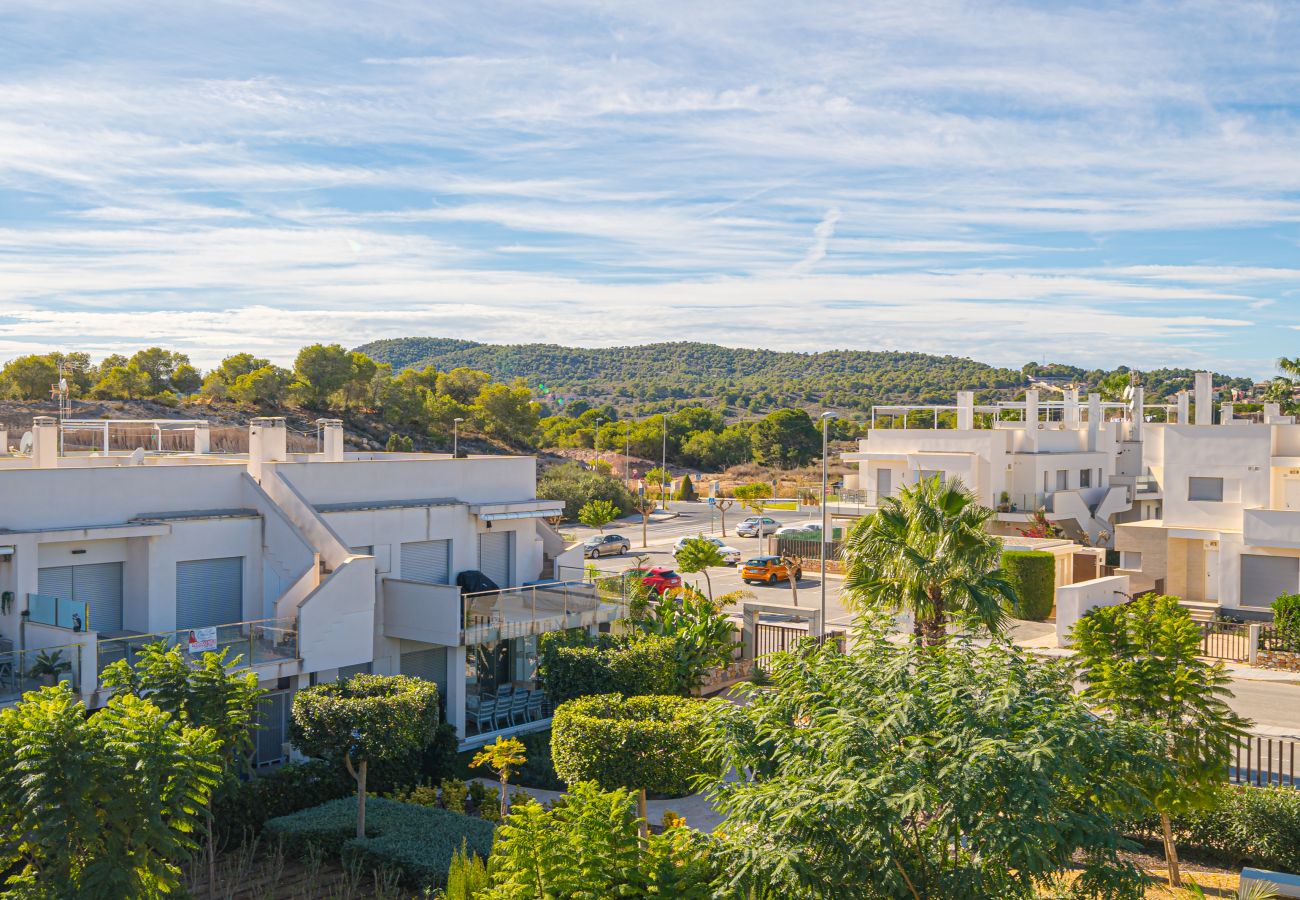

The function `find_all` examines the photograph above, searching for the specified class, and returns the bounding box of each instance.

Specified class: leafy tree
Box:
[471,736,527,820]
[1071,595,1250,888]
[697,616,1163,899]
[674,536,726,600]
[293,343,353,408]
[680,426,751,470]
[749,408,820,468]
[538,462,635,520]
[0,354,59,399]
[676,473,697,500]
[129,347,190,394]
[437,366,491,405]
[481,781,713,899]
[170,363,202,395]
[426,392,471,433]
[471,380,539,447]
[229,365,294,407]
[291,674,440,839]
[578,498,619,534]
[53,351,95,396]
[342,351,378,410]
[631,585,739,686]
[385,432,414,451]
[214,352,271,386]
[644,466,671,510]
[0,685,223,897]
[92,364,152,400]
[842,476,1014,646]
[199,370,229,401]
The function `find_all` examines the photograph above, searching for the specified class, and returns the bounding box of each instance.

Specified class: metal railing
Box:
[461,578,625,641]
[1199,621,1252,662]
[1259,624,1300,654]
[0,642,83,703]
[754,622,846,658]
[1134,475,1160,494]
[773,537,843,563]
[26,593,91,630]
[1230,735,1299,789]
[96,618,298,680]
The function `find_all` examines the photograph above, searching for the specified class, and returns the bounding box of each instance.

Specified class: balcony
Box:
[0,642,85,704]
[95,618,298,682]
[1243,508,1300,550]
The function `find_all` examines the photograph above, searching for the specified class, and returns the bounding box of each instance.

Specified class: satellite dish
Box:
[129,447,145,465]
[19,432,33,455]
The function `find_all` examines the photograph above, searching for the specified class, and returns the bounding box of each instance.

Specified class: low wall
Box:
[1054,574,1130,647]
[1257,649,1300,672]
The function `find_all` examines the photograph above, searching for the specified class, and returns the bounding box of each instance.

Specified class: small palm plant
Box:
[471,736,527,820]
[29,649,71,686]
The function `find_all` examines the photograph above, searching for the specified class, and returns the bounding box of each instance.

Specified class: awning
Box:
[469,499,565,521]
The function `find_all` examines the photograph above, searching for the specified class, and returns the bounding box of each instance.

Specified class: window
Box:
[1056,469,1069,490]
[919,470,945,484]
[1079,469,1092,488]
[1120,551,1142,570]
[1188,476,1225,502]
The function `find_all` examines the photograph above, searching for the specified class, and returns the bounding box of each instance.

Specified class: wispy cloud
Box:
[0,0,1297,376]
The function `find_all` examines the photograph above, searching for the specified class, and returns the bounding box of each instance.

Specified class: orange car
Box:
[741,555,802,585]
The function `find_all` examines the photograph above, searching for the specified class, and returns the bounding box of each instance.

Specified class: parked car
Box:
[741,556,802,584]
[736,516,781,537]
[672,535,743,565]
[632,566,683,595]
[774,523,820,538]
[583,533,630,558]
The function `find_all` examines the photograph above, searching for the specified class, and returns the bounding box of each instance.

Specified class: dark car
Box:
[584,533,631,558]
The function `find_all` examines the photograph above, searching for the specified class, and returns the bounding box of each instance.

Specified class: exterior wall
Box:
[1114,522,1169,595]
[1055,574,1130,646]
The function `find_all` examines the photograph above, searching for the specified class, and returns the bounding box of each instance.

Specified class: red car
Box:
[636,567,682,595]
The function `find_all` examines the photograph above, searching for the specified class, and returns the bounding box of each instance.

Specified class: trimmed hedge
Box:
[213,760,353,844]
[551,694,709,797]
[539,632,683,703]
[1124,783,1300,874]
[264,797,494,889]
[1001,550,1055,621]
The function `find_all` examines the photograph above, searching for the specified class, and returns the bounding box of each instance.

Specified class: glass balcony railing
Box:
[96,618,298,681]
[0,642,83,703]
[26,593,91,630]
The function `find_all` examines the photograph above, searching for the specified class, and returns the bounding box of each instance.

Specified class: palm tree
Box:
[1278,356,1300,380]
[842,476,1014,646]
[675,536,726,600]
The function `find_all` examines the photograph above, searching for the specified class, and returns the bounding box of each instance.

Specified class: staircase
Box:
[1180,600,1221,624]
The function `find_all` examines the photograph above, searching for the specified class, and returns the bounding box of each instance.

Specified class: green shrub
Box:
[538,462,636,520]
[538,632,683,703]
[264,797,494,889]
[370,721,459,792]
[213,760,353,843]
[1001,550,1055,621]
[676,474,697,501]
[445,840,490,900]
[1273,593,1300,650]
[551,694,709,797]
[441,779,468,814]
[1124,783,1300,874]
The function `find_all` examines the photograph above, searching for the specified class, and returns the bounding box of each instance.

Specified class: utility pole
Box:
[453,417,463,458]
[661,414,668,511]
[819,411,834,640]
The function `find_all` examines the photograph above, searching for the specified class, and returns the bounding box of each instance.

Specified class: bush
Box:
[213,760,353,844]
[538,632,683,704]
[551,694,710,797]
[1001,550,1055,621]
[264,796,495,889]
[538,462,636,520]
[1124,783,1300,874]
[369,721,459,793]
[676,474,697,501]
[1273,593,1300,650]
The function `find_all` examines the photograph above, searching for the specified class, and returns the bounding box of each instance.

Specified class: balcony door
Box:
[478,531,514,589]
[38,562,123,633]
[1285,476,1300,511]
[176,557,244,630]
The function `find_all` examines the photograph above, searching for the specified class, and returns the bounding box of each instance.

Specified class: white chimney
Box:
[1130,385,1144,440]
[956,391,974,430]
[1194,372,1213,425]
[0,427,7,455]
[1176,391,1190,425]
[1087,393,1101,449]
[1064,389,1080,427]
[193,423,211,454]
[1221,403,1234,423]
[248,417,287,480]
[318,418,344,462]
[31,416,58,469]
[1265,402,1282,422]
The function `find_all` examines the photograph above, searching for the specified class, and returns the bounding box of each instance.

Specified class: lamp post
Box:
[820,411,834,640]
[661,414,668,511]
[595,417,604,464]
[625,426,631,484]
[453,417,463,458]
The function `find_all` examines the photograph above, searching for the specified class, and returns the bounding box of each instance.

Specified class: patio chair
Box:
[471,696,497,734]
[495,683,514,699]
[526,689,544,722]
[508,689,530,726]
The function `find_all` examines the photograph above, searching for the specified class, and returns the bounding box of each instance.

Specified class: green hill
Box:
[355,338,1028,416]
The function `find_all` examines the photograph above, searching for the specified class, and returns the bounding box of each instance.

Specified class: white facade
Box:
[844,390,1138,545]
[0,417,606,751]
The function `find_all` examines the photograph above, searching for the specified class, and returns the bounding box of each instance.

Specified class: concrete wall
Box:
[1055,575,1130,646]
[1115,522,1168,594]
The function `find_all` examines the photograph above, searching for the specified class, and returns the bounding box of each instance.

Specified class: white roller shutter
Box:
[401,648,449,701]
[176,557,244,630]
[39,563,123,632]
[254,691,291,767]
[478,531,513,588]
[400,540,451,585]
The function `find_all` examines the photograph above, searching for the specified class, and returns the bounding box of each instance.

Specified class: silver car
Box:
[584,533,630,558]
[737,516,780,537]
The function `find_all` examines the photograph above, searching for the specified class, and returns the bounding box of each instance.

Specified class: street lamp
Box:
[453,417,463,458]
[820,411,834,640]
[661,414,668,511]
[595,417,604,463]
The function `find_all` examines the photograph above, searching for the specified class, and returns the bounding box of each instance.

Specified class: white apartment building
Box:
[843,389,1148,546]
[0,416,612,759]
[1116,373,1300,617]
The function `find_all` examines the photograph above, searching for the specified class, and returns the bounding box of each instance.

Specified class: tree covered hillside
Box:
[355,338,1027,415]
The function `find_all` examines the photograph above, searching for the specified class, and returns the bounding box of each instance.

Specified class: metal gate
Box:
[175,557,244,630]
[38,562,124,632]
[478,531,514,588]
[400,540,451,585]
[1230,735,1299,788]
[754,623,846,658]
[1199,622,1251,662]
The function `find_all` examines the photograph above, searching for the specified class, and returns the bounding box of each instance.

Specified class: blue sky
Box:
[1,1,1298,377]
